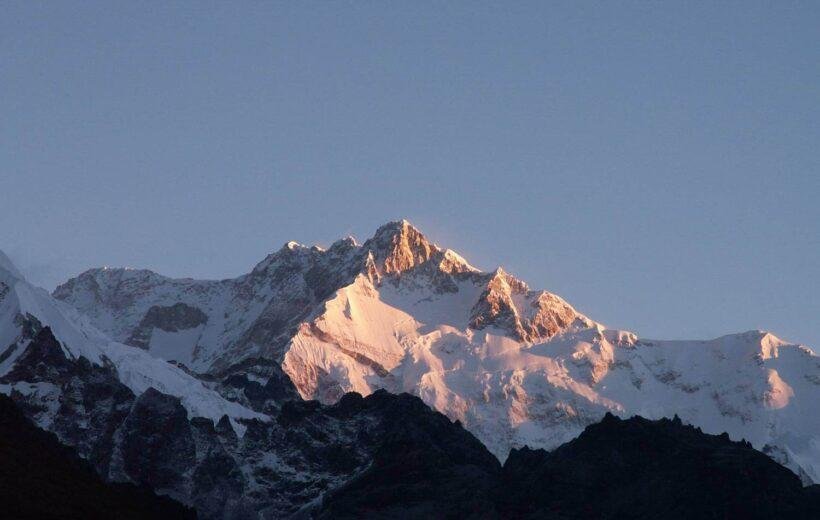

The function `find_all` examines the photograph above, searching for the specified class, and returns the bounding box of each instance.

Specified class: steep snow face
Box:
[0,252,261,425]
[51,222,820,483]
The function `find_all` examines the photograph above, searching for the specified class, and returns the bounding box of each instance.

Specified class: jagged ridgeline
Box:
[0,221,818,518]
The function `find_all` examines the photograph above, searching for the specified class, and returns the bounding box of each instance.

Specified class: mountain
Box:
[0,251,503,518]
[1,243,819,518]
[52,220,820,484]
[0,328,500,518]
[498,413,820,519]
[0,251,262,426]
[0,392,195,519]
[316,413,820,519]
[7,340,816,520]
[536,413,820,519]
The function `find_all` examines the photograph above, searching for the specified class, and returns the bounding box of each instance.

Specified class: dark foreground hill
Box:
[317,413,820,520]
[2,379,819,520]
[499,413,820,520]
[0,393,195,520]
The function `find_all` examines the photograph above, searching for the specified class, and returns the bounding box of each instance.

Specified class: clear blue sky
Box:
[1,2,818,346]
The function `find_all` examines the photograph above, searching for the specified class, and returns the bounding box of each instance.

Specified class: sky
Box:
[1,2,818,347]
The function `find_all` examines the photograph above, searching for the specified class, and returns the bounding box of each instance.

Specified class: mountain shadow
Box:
[0,393,196,520]
[318,412,820,520]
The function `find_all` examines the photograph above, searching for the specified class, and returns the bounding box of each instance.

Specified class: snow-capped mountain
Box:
[53,220,820,484]
[0,250,260,426]
[1,250,494,518]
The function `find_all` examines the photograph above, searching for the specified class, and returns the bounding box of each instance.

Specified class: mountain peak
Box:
[439,249,479,273]
[370,219,421,240]
[332,236,359,249]
[488,267,529,294]
[278,240,309,254]
[364,219,439,275]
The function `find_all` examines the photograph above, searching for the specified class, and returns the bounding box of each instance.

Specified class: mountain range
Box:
[1,220,818,518]
[51,220,820,481]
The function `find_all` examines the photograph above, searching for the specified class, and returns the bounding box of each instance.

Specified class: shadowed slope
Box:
[316,413,820,519]
[0,393,195,520]
[312,390,501,519]
[499,413,820,520]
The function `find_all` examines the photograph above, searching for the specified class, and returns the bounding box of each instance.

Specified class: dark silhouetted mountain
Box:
[2,247,819,519]
[316,413,820,520]
[0,392,195,520]
[0,327,499,518]
[498,413,820,520]
[310,390,501,519]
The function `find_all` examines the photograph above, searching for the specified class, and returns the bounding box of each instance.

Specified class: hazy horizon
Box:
[2,2,818,347]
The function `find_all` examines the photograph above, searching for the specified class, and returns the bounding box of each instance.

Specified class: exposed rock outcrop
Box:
[127,302,208,350]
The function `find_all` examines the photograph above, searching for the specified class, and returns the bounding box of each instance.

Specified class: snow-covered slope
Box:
[282,271,820,484]
[2,252,464,518]
[0,253,261,425]
[52,238,366,376]
[53,220,820,483]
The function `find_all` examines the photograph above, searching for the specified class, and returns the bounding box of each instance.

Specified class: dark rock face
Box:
[127,302,208,350]
[0,393,195,520]
[189,416,245,518]
[219,364,301,414]
[1,328,247,517]
[223,389,501,518]
[1,326,136,475]
[497,413,820,520]
[0,327,500,519]
[115,388,197,494]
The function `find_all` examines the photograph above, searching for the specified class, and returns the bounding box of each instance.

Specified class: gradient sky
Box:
[1,2,818,347]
